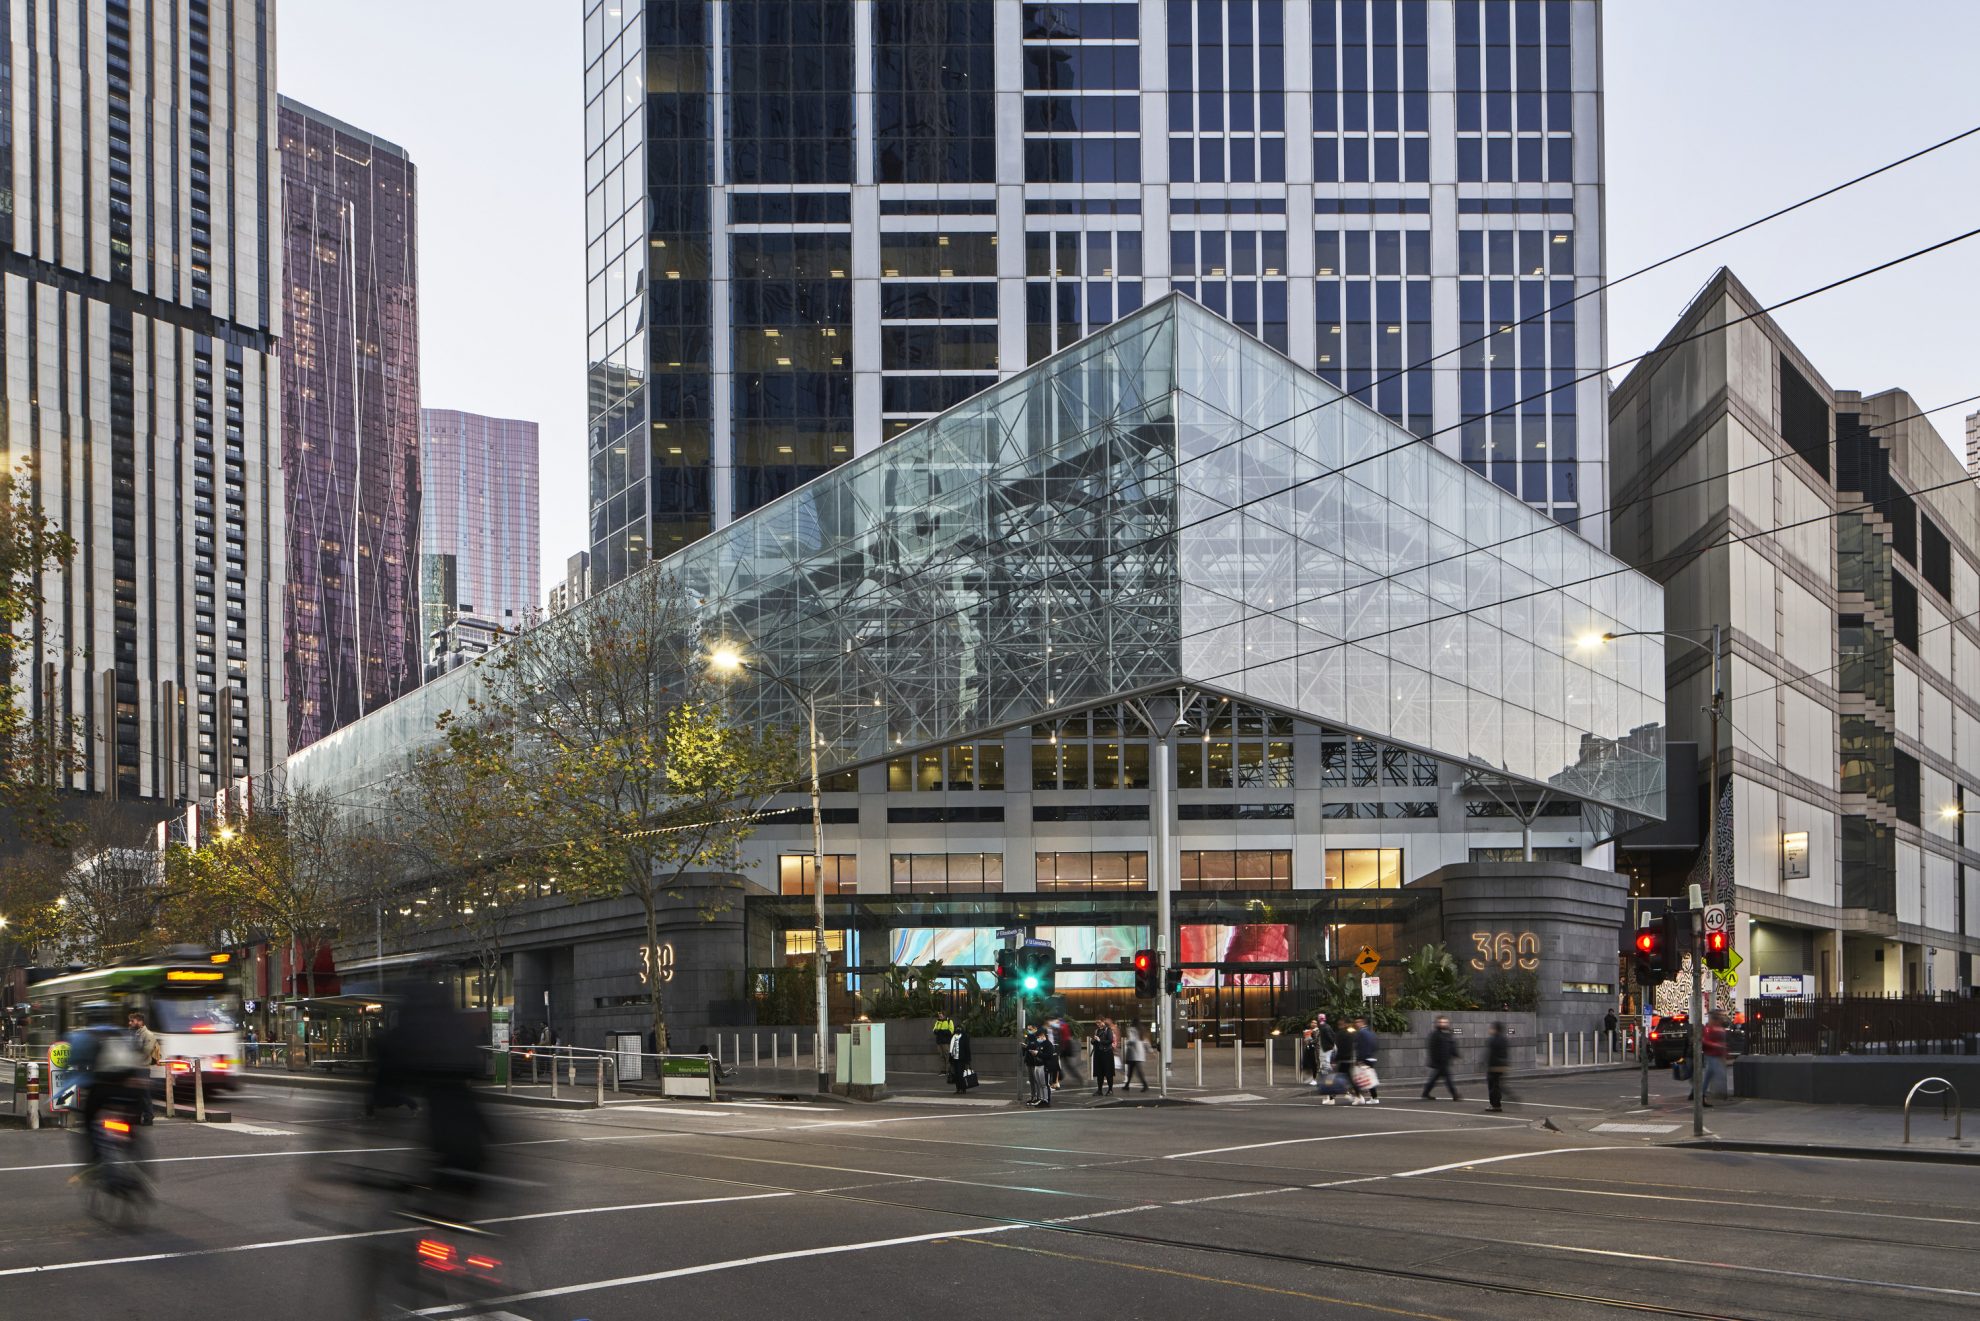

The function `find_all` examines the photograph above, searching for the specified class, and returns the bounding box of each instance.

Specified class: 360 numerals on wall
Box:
[1469,930,1540,972]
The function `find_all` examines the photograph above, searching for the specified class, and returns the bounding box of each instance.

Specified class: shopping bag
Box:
[1672,1059,1692,1082]
[962,1067,979,1091]
[1350,1063,1379,1093]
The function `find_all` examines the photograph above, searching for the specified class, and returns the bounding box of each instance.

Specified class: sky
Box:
[278,1,1980,603]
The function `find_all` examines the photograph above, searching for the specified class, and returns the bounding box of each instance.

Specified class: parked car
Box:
[1647,1013,1692,1066]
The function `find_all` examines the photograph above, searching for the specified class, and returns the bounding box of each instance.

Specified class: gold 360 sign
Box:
[1469,930,1540,972]
[638,943,676,985]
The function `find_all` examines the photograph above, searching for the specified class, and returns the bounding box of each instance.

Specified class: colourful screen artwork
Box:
[1177,924,1296,986]
[885,926,1150,989]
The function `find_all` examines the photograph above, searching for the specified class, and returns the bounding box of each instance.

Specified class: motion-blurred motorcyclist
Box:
[368,977,492,1197]
[64,1002,147,1168]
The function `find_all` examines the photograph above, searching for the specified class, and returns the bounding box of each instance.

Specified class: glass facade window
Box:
[887,742,1006,792]
[731,234,853,515]
[1174,703,1295,789]
[875,1,996,184]
[1170,0,1287,184]
[1325,848,1405,889]
[1035,851,1150,891]
[1031,707,1154,790]
[1313,1,1430,181]
[1025,228,1145,362]
[725,2,855,184]
[1316,224,1432,435]
[1171,227,1288,353]
[1180,849,1294,892]
[890,853,1007,894]
[778,854,858,895]
[1456,226,1577,510]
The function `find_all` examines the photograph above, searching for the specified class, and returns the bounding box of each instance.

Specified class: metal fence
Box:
[1743,994,1980,1056]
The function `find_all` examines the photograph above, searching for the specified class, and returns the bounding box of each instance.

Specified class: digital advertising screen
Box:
[1177,924,1297,986]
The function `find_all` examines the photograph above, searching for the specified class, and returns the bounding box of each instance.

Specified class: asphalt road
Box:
[2,1070,1976,1321]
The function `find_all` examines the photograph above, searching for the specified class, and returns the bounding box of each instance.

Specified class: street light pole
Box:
[1591,625,1725,1137]
[1691,622,1724,1139]
[804,687,830,1096]
[710,648,832,1096]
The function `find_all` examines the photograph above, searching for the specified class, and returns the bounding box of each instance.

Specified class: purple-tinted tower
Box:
[278,98,423,750]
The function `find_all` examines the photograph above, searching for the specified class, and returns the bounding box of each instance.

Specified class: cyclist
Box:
[64,1002,147,1169]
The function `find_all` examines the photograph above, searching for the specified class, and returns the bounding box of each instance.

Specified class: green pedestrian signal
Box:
[1013,944,1056,1000]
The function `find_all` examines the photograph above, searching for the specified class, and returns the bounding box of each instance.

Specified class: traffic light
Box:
[1013,943,1056,999]
[1133,950,1158,999]
[993,950,1016,999]
[1163,967,1183,996]
[1631,924,1668,985]
[1703,927,1731,971]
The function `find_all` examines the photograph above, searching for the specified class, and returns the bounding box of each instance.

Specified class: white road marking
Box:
[719,1101,835,1110]
[1391,1147,1625,1179]
[206,1121,299,1137]
[875,1096,1012,1108]
[0,1192,793,1279]
[1192,1093,1264,1104]
[597,1106,732,1117]
[1516,1240,1980,1301]
[0,1145,419,1174]
[1590,1122,1681,1134]
[416,1202,1174,1315]
[1477,1177,1980,1228]
[1166,1127,1482,1160]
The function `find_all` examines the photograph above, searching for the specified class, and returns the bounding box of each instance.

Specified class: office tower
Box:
[1612,270,1980,996]
[582,0,1607,590]
[1965,407,1978,478]
[278,98,422,752]
[547,552,592,616]
[1,1,282,802]
[418,409,541,644]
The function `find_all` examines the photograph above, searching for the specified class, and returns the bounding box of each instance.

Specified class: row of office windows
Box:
[776,848,1409,896]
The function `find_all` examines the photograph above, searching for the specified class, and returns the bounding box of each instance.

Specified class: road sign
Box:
[1354,946,1381,975]
[1360,975,1382,998]
[1702,904,1728,934]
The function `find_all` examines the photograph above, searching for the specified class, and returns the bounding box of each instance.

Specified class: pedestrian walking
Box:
[1420,1015,1461,1102]
[1022,1024,1056,1106]
[127,1010,162,1124]
[245,1024,260,1065]
[1313,1013,1339,1086]
[1091,1018,1117,1096]
[1298,1019,1318,1082]
[1053,1017,1086,1086]
[1349,1015,1380,1104]
[1604,1008,1619,1052]
[1692,1009,1730,1106]
[1121,1023,1150,1091]
[1485,1020,1512,1111]
[947,1026,973,1094]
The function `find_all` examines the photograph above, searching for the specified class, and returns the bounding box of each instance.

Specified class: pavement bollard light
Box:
[194,1057,206,1123]
[551,1055,560,1099]
[772,1032,780,1069]
[166,1064,176,1119]
[1235,1040,1243,1089]
[753,1034,760,1067]
[596,1058,605,1107]
[1195,1040,1203,1087]
[1266,1037,1275,1087]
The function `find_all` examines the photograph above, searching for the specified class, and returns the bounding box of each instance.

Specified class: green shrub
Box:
[1394,944,1479,1011]
[1479,969,1539,1012]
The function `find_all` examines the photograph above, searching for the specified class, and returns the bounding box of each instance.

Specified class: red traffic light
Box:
[1133,952,1152,971]
[1704,927,1731,970]
[1704,930,1728,953]
[1634,931,1659,955]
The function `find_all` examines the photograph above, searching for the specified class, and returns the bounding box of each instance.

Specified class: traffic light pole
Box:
[1692,623,1723,1140]
[1153,711,1175,1099]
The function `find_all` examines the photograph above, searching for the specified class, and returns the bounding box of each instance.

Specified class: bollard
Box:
[166,1063,177,1119]
[772,1033,780,1069]
[1578,1032,1585,1066]
[1195,1040,1203,1087]
[551,1054,560,1099]
[596,1057,605,1107]
[194,1057,207,1123]
[532,1050,540,1084]
[753,1034,760,1067]
[1266,1038,1275,1087]
[1235,1040,1243,1089]
[1547,1033,1555,1068]
[26,1063,38,1131]
[567,1051,576,1087]
[505,1051,513,1093]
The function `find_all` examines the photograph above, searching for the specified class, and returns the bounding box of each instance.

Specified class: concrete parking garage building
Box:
[290,297,1665,1046]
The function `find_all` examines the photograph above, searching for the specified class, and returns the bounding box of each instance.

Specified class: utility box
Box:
[612,1033,645,1082]
[834,1032,852,1084]
[846,1021,887,1086]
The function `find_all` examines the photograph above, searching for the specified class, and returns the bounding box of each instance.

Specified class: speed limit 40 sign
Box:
[1702,904,1729,934]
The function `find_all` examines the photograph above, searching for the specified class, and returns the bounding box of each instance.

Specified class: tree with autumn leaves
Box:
[427,570,796,1052]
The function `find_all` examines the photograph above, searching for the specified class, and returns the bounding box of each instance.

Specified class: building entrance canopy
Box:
[292,296,1664,821]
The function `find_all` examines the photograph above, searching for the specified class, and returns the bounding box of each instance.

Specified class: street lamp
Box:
[1587,624,1723,1138]
[709,646,832,1096]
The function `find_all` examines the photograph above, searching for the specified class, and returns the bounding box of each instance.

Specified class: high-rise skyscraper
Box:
[278,98,422,752]
[583,0,1607,590]
[1965,407,1978,478]
[2,1,283,803]
[418,409,540,645]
